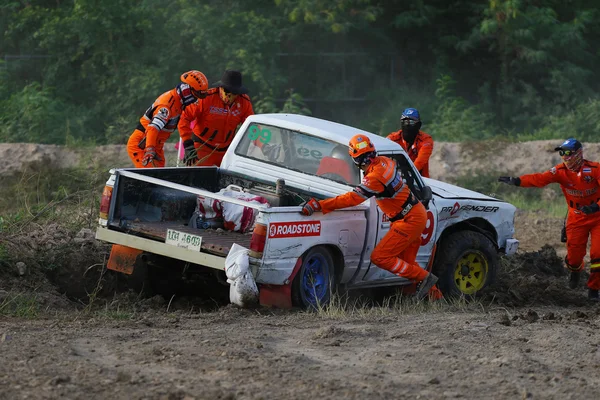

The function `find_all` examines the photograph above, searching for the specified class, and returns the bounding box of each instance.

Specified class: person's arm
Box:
[519,168,561,188]
[320,175,384,214]
[145,105,170,148]
[580,169,600,214]
[301,175,382,215]
[178,103,197,142]
[413,135,433,173]
[319,191,368,214]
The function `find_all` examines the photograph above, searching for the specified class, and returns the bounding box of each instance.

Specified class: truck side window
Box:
[235,123,360,186]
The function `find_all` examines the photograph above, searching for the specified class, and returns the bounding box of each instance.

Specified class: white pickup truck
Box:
[95,113,519,308]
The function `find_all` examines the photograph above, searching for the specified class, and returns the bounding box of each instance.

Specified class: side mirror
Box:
[421,185,432,202]
[420,185,432,209]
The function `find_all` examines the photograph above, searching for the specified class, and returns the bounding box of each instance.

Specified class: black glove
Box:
[300,198,321,216]
[142,146,162,166]
[579,203,600,215]
[498,176,521,186]
[183,139,198,166]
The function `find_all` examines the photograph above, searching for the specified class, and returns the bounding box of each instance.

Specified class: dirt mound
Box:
[483,245,591,307]
[0,223,113,310]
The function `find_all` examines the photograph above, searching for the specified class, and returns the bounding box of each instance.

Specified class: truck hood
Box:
[425,178,499,201]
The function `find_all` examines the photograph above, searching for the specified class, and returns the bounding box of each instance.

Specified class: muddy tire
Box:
[292,247,334,309]
[433,230,498,298]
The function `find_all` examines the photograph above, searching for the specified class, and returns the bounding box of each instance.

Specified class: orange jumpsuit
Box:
[387,130,434,178]
[318,156,429,282]
[178,90,254,166]
[519,161,600,290]
[127,89,183,168]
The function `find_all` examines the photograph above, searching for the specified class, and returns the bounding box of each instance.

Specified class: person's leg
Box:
[370,204,428,282]
[586,214,600,299]
[565,212,587,288]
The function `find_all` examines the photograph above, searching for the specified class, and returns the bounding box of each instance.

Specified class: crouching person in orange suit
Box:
[499,137,600,301]
[300,133,438,300]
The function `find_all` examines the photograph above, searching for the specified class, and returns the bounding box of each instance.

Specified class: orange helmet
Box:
[181,70,209,98]
[348,134,376,167]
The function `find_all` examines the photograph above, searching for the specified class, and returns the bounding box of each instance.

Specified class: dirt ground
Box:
[2,142,600,399]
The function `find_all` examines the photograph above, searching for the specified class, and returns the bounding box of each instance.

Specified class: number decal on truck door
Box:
[421,211,435,245]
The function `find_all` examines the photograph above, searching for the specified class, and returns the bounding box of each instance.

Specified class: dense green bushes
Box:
[1,0,600,144]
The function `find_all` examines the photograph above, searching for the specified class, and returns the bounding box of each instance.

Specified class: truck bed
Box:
[121,221,252,257]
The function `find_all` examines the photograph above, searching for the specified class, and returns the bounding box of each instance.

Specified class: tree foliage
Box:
[1,0,600,144]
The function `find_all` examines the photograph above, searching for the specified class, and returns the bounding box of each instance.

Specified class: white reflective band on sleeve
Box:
[149,117,166,131]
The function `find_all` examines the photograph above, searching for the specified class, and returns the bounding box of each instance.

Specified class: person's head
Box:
[178,70,209,107]
[554,138,583,171]
[348,134,376,169]
[400,107,422,143]
[212,70,248,105]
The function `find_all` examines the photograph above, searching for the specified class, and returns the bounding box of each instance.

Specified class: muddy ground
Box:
[1,211,599,400]
[2,141,600,399]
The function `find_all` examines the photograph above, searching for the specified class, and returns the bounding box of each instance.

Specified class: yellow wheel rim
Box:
[453,251,488,295]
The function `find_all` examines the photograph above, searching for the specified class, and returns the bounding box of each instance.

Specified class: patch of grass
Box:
[0,293,39,318]
[310,290,481,320]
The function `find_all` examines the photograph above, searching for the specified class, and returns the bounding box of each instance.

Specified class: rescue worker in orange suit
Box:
[387,108,434,178]
[499,138,600,301]
[127,70,209,168]
[179,70,254,166]
[300,134,438,300]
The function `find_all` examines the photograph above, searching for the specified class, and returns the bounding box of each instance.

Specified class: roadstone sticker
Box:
[165,229,202,251]
[268,221,321,238]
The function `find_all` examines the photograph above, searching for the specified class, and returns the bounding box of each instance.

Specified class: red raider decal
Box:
[268,221,322,238]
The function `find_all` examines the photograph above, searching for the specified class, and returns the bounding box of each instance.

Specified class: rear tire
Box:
[292,247,335,309]
[433,230,498,298]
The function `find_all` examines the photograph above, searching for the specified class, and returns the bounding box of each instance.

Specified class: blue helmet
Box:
[401,108,420,121]
[554,137,582,152]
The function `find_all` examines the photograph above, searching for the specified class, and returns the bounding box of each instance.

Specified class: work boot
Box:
[415,273,438,301]
[568,271,580,289]
[588,289,600,302]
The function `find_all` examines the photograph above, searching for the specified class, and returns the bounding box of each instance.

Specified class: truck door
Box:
[358,153,438,284]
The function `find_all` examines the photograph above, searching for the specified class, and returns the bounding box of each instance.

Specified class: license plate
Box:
[165,229,202,252]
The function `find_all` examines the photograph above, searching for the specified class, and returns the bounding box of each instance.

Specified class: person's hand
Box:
[498,176,520,186]
[142,146,160,166]
[183,140,198,166]
[579,203,600,215]
[300,198,321,216]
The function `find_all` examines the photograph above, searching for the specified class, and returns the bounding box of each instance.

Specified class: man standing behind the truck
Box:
[178,70,254,167]
[499,138,600,301]
[127,70,210,168]
[387,108,434,178]
[300,134,438,300]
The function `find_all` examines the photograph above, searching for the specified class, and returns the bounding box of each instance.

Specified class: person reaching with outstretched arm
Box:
[499,138,600,301]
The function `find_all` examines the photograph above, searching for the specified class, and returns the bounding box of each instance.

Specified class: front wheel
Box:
[433,230,498,298]
[292,247,335,309]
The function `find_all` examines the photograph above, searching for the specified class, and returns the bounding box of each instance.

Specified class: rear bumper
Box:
[95,227,225,271]
[504,238,519,255]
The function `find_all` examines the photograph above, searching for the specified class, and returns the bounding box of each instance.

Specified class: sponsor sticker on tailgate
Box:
[268,221,322,238]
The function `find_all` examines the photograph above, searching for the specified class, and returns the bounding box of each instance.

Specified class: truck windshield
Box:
[235,123,360,186]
